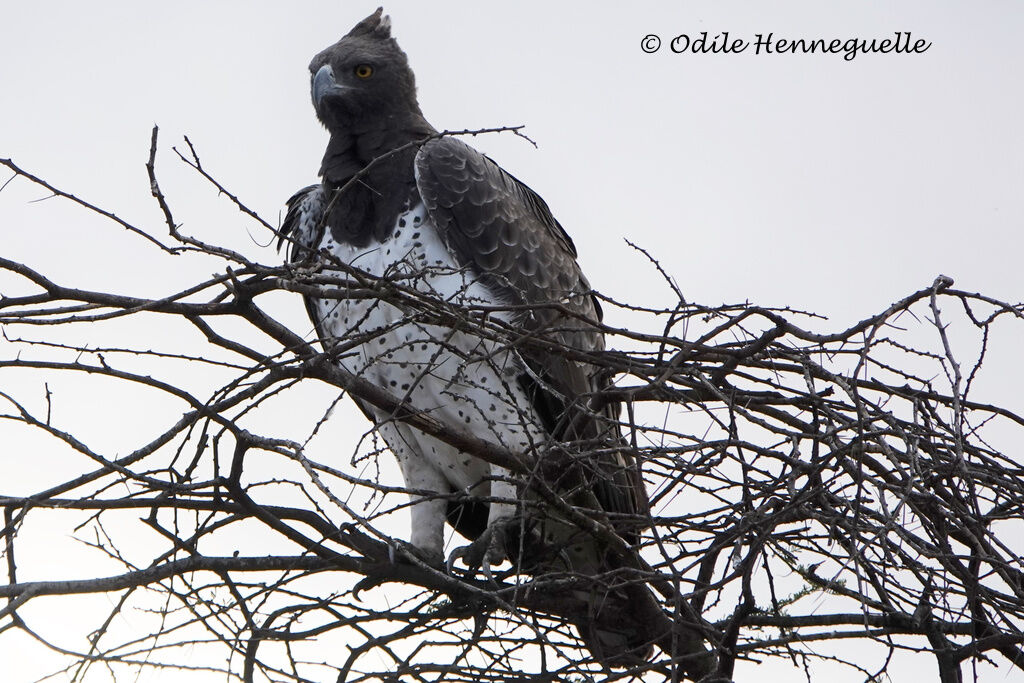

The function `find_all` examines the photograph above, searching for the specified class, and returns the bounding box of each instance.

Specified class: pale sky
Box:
[1,2,1022,681]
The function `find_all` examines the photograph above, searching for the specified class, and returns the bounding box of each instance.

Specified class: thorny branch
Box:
[1,130,1023,682]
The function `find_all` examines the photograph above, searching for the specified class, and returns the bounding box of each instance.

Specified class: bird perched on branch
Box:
[280,8,711,674]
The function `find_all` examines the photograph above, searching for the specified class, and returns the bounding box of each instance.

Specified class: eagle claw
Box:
[390,540,443,568]
[446,523,509,580]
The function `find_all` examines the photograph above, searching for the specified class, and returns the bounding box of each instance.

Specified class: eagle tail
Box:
[520,513,713,677]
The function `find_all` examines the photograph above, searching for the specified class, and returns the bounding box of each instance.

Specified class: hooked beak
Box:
[312,64,347,111]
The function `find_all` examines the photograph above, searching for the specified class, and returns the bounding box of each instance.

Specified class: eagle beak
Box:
[312,64,347,111]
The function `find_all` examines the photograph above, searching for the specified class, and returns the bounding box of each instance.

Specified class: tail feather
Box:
[577,598,655,668]
[511,510,713,677]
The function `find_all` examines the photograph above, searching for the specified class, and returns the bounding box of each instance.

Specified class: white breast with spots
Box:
[309,200,542,552]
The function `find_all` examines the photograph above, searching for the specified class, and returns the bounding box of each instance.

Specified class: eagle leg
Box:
[445,469,522,578]
[385,422,451,566]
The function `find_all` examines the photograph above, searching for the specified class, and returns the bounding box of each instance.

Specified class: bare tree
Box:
[2,129,1023,682]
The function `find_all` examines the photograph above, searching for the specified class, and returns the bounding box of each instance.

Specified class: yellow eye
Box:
[354,64,374,79]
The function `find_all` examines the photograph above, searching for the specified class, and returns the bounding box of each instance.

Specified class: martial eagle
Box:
[279,8,709,671]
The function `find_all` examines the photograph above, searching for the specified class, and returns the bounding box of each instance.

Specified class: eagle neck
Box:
[320,113,435,185]
[319,114,436,247]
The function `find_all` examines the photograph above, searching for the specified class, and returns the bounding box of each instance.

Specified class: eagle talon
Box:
[392,540,443,568]
[446,523,508,580]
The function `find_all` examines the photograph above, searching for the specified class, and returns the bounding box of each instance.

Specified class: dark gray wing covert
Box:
[279,184,326,262]
[279,184,334,348]
[414,137,648,523]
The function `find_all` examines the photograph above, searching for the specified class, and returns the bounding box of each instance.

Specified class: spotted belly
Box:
[310,201,543,495]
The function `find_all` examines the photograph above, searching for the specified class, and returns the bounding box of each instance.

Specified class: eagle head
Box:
[308,7,423,135]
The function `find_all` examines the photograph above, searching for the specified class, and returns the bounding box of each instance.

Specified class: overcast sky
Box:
[2,2,1022,681]
[3,1,1022,312]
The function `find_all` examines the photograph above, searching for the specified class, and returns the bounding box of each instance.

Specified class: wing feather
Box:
[414,137,648,524]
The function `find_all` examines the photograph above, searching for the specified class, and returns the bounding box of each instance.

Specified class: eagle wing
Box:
[280,184,334,346]
[414,137,648,524]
